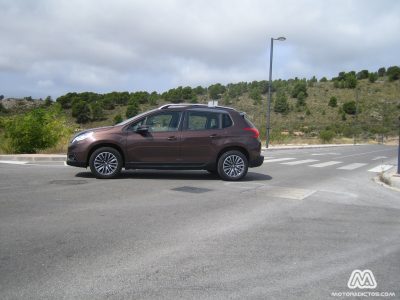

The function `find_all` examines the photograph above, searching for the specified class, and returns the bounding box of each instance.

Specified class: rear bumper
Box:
[249,155,264,168]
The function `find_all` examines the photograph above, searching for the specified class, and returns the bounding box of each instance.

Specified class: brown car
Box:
[66,104,264,180]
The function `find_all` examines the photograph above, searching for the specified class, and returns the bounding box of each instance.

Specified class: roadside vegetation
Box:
[0,66,399,153]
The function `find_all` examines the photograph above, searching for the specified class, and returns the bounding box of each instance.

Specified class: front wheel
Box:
[89,147,122,179]
[217,150,248,181]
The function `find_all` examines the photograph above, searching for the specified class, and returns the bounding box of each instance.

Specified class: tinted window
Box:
[222,114,233,128]
[187,111,220,130]
[129,111,182,132]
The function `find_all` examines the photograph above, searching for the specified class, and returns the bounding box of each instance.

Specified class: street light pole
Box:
[397,116,400,175]
[266,36,286,148]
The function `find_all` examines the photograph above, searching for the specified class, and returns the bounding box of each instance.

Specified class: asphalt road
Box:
[0,144,399,299]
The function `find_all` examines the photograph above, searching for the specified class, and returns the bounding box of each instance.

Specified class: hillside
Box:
[0,68,399,153]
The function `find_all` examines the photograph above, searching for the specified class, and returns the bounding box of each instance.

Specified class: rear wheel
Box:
[89,147,122,179]
[217,150,248,181]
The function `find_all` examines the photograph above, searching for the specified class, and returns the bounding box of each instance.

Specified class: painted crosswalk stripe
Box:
[264,157,295,163]
[371,156,388,161]
[337,163,367,170]
[281,159,319,165]
[309,161,342,168]
[368,164,394,173]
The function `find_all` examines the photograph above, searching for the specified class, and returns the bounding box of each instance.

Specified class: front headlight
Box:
[71,131,93,144]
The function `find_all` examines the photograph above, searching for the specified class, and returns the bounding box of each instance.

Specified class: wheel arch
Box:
[87,143,125,167]
[216,146,249,164]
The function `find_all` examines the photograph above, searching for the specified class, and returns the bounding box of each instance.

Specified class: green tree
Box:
[319,77,328,82]
[44,96,53,107]
[356,70,369,80]
[208,83,226,99]
[296,91,306,107]
[90,103,105,121]
[250,88,262,105]
[0,102,7,113]
[377,67,386,77]
[342,101,357,115]
[291,81,308,98]
[194,86,205,95]
[72,101,91,124]
[4,105,69,153]
[328,96,338,107]
[126,102,139,118]
[368,72,378,83]
[113,114,123,124]
[344,72,357,88]
[273,92,289,114]
[387,66,400,81]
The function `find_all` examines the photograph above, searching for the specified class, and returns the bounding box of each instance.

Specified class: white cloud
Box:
[0,0,399,98]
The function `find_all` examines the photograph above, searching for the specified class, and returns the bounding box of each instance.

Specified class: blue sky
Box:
[0,0,399,99]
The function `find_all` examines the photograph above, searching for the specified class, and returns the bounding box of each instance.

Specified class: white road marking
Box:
[264,157,296,163]
[309,161,342,168]
[311,152,340,156]
[371,156,388,161]
[337,163,367,170]
[368,164,394,173]
[0,160,28,165]
[281,159,319,165]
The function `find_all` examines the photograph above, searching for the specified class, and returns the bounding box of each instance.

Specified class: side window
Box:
[187,111,220,131]
[222,113,233,128]
[128,111,181,132]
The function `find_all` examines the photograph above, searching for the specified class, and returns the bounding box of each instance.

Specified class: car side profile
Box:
[66,104,264,180]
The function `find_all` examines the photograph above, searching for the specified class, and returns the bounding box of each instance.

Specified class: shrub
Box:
[4,105,69,153]
[328,96,337,107]
[343,101,357,115]
[273,92,289,114]
[319,130,335,143]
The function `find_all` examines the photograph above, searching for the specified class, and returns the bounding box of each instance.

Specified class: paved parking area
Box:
[0,145,399,299]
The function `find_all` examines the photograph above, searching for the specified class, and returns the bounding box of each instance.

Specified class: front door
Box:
[125,111,182,164]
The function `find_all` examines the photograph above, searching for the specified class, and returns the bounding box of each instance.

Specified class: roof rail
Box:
[158,103,236,110]
[158,103,208,109]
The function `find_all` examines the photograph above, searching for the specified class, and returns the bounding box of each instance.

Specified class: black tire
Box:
[89,147,122,179]
[217,150,248,181]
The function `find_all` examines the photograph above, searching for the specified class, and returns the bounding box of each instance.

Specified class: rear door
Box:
[179,110,222,164]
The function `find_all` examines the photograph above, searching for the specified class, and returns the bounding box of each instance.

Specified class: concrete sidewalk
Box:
[0,154,66,162]
[262,143,363,151]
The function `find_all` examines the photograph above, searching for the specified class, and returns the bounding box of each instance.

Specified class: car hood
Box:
[71,126,115,140]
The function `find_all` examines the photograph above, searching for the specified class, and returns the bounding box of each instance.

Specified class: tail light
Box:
[244,127,260,138]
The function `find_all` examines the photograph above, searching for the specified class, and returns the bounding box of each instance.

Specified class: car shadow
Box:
[75,170,272,181]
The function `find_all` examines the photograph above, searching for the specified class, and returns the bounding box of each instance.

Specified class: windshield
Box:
[115,108,158,126]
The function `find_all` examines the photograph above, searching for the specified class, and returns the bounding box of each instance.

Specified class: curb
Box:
[377,167,400,192]
[262,144,366,151]
[0,154,66,162]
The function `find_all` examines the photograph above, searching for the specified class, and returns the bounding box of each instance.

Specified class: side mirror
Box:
[135,125,149,133]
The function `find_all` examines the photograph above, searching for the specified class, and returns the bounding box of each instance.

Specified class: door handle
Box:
[209,134,218,138]
[167,136,177,141]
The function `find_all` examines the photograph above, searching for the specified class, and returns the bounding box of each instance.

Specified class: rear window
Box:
[241,113,255,128]
[222,114,233,128]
